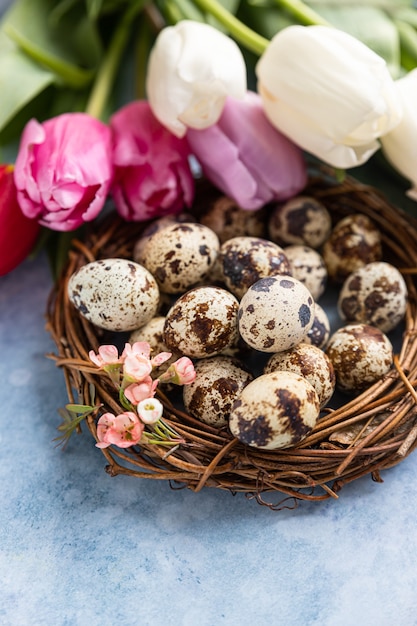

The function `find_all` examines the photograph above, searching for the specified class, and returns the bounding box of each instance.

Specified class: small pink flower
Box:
[159,357,196,385]
[186,91,307,210]
[89,345,121,367]
[122,342,151,360]
[14,113,113,231]
[96,411,144,448]
[137,398,164,424]
[110,100,195,221]
[124,378,159,405]
[122,342,153,382]
[151,352,172,367]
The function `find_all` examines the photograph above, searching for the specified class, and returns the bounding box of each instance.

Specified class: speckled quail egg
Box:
[199,195,267,243]
[284,245,327,301]
[322,214,382,283]
[129,316,179,366]
[337,261,408,333]
[229,370,320,449]
[164,286,239,358]
[138,222,220,294]
[218,236,292,300]
[268,195,332,249]
[264,343,336,407]
[183,356,254,427]
[68,258,159,332]
[325,323,393,393]
[133,212,196,262]
[304,302,331,349]
[238,276,315,353]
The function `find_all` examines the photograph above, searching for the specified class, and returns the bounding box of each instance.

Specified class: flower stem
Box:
[85,0,147,119]
[190,0,269,55]
[272,0,330,27]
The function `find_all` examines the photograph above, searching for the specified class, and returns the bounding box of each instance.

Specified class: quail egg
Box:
[264,343,336,407]
[238,276,315,353]
[325,323,393,393]
[337,261,408,333]
[199,195,267,243]
[304,302,331,349]
[229,370,320,449]
[284,244,327,301]
[268,195,332,248]
[183,356,254,427]
[68,258,159,332]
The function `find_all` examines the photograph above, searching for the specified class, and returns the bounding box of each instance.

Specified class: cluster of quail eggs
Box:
[68,188,408,452]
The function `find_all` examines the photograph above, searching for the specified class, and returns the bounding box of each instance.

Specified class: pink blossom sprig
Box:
[87,341,195,449]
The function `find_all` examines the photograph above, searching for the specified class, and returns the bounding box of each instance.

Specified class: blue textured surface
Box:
[1,254,417,626]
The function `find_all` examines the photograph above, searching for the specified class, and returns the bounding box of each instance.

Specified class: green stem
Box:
[191,0,269,55]
[85,0,147,119]
[272,0,330,27]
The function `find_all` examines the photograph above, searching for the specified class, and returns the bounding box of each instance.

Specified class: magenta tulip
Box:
[14,113,113,231]
[0,164,40,276]
[186,91,308,210]
[110,100,195,221]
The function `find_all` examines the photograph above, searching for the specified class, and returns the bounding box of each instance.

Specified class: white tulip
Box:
[255,25,402,169]
[146,20,247,138]
[380,69,417,200]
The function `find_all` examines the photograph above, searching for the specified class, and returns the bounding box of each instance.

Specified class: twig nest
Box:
[264,343,336,407]
[267,195,332,248]
[229,370,320,449]
[325,323,394,393]
[217,236,291,299]
[183,356,253,427]
[67,258,159,331]
[136,222,220,294]
[322,214,383,283]
[337,261,408,332]
[238,276,315,352]
[163,286,239,358]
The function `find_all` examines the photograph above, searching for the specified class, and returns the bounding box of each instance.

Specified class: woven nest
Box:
[46,167,417,509]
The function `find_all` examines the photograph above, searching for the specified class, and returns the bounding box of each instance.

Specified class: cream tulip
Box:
[256,25,402,169]
[381,69,417,201]
[146,20,247,138]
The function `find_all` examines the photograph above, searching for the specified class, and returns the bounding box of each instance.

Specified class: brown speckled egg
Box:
[68,258,159,332]
[164,286,239,358]
[337,261,408,333]
[229,371,320,449]
[133,212,196,262]
[138,222,219,294]
[304,302,331,349]
[284,244,327,301]
[322,214,382,283]
[199,195,267,243]
[264,343,336,407]
[238,276,315,353]
[218,236,292,300]
[183,356,254,427]
[268,195,332,249]
[325,323,393,393]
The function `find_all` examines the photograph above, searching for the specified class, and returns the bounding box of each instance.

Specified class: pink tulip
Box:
[14,113,113,231]
[110,100,195,221]
[0,164,40,276]
[96,411,144,448]
[186,91,307,210]
[124,378,159,405]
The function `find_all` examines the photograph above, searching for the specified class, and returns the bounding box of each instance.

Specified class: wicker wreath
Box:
[46,167,417,509]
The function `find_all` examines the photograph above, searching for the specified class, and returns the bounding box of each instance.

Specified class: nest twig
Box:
[45,167,417,509]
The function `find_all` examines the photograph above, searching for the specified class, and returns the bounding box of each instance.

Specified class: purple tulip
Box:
[14,113,113,231]
[110,101,195,221]
[186,91,308,210]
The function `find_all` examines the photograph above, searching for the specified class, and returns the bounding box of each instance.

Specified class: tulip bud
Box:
[256,25,402,169]
[380,69,417,201]
[146,20,247,138]
[14,113,113,231]
[187,91,307,210]
[0,164,40,276]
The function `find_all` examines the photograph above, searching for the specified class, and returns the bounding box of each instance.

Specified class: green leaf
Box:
[2,0,102,88]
